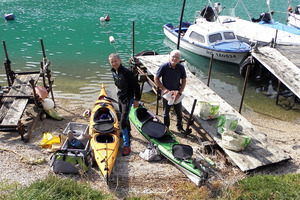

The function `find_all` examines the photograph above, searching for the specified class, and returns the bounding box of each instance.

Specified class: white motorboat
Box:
[214,1,300,46]
[163,14,251,64]
[217,15,300,46]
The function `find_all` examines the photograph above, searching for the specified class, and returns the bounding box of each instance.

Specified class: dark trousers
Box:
[162,98,183,129]
[118,98,133,147]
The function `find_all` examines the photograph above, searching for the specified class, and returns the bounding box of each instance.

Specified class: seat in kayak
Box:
[141,120,166,138]
[172,144,193,160]
[93,121,114,134]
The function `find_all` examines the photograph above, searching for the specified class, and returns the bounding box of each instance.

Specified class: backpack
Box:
[50,150,89,174]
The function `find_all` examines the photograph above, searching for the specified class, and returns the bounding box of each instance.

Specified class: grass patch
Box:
[1,173,300,199]
[0,175,114,200]
[221,173,300,200]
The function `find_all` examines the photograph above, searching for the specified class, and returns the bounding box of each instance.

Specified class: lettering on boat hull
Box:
[206,50,237,58]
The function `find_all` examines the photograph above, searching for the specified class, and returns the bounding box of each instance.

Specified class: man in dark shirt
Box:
[154,50,187,134]
[109,53,141,156]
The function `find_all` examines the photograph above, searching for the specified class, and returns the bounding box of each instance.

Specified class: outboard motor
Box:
[295,5,300,14]
[200,6,215,21]
[214,2,222,14]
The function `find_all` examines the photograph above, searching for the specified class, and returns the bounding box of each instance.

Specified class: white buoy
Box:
[42,98,55,110]
[100,17,105,22]
[109,36,115,43]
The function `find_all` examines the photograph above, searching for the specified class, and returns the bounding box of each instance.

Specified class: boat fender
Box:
[239,56,261,79]
[42,98,55,110]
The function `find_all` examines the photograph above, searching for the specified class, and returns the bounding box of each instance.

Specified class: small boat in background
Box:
[4,13,15,21]
[287,5,300,29]
[254,12,300,35]
[216,0,300,46]
[163,10,251,64]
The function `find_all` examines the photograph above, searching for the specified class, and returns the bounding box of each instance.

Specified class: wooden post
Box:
[3,40,13,86]
[238,60,251,114]
[4,62,12,87]
[177,0,186,50]
[276,79,281,105]
[17,120,26,141]
[207,54,214,87]
[40,62,47,87]
[40,39,55,105]
[29,78,39,108]
[25,109,42,143]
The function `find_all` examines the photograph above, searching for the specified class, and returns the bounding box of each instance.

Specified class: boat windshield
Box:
[209,33,222,43]
[224,32,236,40]
[189,31,205,43]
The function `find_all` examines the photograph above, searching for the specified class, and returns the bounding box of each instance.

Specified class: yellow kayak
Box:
[89,84,120,184]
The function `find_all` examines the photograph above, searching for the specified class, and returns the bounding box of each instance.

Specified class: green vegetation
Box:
[221,173,300,200]
[0,175,114,200]
[1,173,300,200]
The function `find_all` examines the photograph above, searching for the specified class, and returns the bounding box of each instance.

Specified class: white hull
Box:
[217,16,300,46]
[163,28,248,64]
[288,13,300,29]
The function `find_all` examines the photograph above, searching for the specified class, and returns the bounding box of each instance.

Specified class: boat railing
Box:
[194,11,202,23]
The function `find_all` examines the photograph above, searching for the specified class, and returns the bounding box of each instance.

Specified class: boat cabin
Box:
[183,18,239,47]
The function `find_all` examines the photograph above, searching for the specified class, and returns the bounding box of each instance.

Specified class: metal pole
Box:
[207,54,214,87]
[185,99,197,137]
[132,21,135,55]
[177,0,186,50]
[238,58,251,114]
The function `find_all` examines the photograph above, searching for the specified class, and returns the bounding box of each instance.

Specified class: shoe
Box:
[177,127,185,134]
[122,146,131,156]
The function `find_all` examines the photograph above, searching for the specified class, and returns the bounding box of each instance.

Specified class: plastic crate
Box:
[63,122,89,137]
[62,123,90,155]
[61,137,90,156]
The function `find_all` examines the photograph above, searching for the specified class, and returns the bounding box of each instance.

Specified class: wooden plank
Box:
[136,55,290,171]
[1,99,29,125]
[0,74,40,125]
[276,45,300,68]
[252,46,300,99]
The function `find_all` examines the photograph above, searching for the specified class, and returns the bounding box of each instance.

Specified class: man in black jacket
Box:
[109,53,141,156]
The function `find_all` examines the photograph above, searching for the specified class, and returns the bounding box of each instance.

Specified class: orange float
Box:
[35,86,48,99]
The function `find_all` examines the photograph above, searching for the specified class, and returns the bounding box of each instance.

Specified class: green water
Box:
[1,0,299,122]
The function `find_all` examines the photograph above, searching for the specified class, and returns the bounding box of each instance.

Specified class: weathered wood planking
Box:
[252,46,300,99]
[1,74,40,125]
[276,45,300,68]
[136,55,290,172]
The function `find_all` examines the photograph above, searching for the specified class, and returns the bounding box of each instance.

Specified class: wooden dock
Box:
[135,54,290,172]
[251,45,300,99]
[0,39,54,142]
